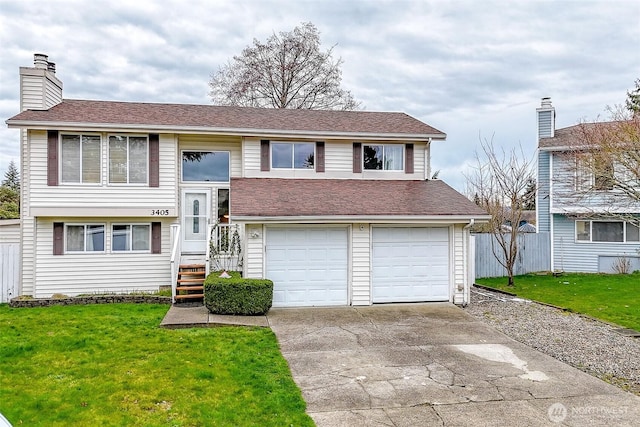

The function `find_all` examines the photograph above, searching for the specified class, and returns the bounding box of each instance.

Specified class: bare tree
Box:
[466,140,536,286]
[209,22,360,110]
[560,104,640,226]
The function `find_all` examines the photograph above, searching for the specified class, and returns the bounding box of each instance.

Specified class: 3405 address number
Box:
[151,209,170,216]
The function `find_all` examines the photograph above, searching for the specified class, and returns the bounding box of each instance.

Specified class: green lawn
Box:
[0,304,313,427]
[476,273,640,331]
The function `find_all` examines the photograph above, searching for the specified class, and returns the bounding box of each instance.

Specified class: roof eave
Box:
[5,120,446,141]
[231,214,491,223]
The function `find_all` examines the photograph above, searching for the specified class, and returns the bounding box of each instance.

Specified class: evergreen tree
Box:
[2,160,20,192]
[626,78,640,116]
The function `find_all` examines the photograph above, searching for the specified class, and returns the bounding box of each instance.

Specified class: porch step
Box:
[175,263,206,303]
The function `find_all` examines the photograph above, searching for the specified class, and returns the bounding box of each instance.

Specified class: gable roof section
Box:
[539,120,636,150]
[230,178,488,220]
[6,99,445,140]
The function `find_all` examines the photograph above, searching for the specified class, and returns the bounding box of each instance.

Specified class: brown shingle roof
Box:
[539,121,635,149]
[7,99,445,138]
[230,178,488,218]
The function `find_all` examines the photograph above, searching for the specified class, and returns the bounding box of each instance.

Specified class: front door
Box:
[182,189,210,253]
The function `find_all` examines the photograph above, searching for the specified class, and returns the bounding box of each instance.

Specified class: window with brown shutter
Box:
[405,143,414,174]
[149,134,159,187]
[47,130,59,186]
[260,140,270,171]
[316,141,325,172]
[353,142,362,173]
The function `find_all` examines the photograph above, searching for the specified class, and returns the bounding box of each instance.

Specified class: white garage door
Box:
[372,227,450,303]
[266,227,348,307]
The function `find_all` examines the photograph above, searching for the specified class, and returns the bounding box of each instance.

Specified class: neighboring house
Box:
[536,98,640,273]
[6,53,488,306]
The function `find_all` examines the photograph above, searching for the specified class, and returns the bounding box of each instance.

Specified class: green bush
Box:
[204,271,273,315]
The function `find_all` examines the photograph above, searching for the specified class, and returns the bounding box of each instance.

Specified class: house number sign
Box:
[151,209,171,216]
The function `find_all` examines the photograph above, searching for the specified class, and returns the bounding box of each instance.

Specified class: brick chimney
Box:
[19,53,63,111]
[536,97,555,139]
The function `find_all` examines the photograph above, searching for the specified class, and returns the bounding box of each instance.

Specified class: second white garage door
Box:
[372,227,450,303]
[266,227,348,307]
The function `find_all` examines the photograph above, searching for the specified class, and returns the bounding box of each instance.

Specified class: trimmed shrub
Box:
[204,271,273,315]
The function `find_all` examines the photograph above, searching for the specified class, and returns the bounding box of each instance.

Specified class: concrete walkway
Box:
[160,303,640,426]
[160,303,268,328]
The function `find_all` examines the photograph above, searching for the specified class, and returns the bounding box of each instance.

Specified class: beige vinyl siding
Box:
[452,225,464,304]
[178,135,242,179]
[244,224,264,278]
[243,138,427,180]
[20,68,62,110]
[20,218,35,295]
[351,223,371,305]
[33,217,172,298]
[44,77,63,108]
[28,131,177,212]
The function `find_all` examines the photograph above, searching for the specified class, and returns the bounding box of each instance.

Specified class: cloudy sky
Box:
[1,0,639,191]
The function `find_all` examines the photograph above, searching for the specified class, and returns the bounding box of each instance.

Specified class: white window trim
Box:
[575,219,640,243]
[111,223,152,253]
[362,143,405,171]
[64,223,106,254]
[108,134,149,186]
[270,142,316,170]
[181,150,231,183]
[59,132,102,185]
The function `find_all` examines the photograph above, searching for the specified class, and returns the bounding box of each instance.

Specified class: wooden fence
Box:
[474,232,550,278]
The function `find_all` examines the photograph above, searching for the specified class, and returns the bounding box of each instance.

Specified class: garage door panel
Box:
[372,227,450,303]
[267,227,348,307]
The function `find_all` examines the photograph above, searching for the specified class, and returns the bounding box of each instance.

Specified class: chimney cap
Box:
[541,97,553,107]
[47,62,56,73]
[34,53,49,69]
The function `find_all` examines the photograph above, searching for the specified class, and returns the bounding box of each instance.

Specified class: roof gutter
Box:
[231,214,491,224]
[4,120,446,142]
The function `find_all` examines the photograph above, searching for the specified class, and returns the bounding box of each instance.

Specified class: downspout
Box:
[462,219,475,306]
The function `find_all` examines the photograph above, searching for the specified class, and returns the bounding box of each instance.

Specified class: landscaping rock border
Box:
[9,294,170,308]
[465,285,640,396]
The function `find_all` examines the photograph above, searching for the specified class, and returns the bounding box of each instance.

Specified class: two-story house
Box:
[536,98,640,273]
[6,54,488,307]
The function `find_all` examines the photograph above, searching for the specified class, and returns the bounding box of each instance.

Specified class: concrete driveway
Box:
[267,303,640,426]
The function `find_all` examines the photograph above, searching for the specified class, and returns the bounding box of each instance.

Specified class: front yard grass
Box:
[0,303,313,426]
[476,272,640,331]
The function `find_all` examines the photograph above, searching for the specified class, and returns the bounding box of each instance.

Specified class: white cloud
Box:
[1,0,639,192]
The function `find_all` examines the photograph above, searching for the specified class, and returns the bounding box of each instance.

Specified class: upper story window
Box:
[575,155,614,191]
[109,135,148,184]
[272,142,314,169]
[66,224,105,252]
[576,220,640,243]
[182,151,230,182]
[60,134,101,183]
[363,144,403,170]
[112,224,151,252]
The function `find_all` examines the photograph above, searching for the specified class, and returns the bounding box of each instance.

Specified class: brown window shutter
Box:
[53,222,64,255]
[316,141,325,172]
[353,143,362,173]
[149,134,159,187]
[405,143,414,174]
[260,140,270,171]
[151,222,161,254]
[47,130,59,186]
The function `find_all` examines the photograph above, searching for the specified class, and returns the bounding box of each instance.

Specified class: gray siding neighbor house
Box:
[536,98,640,273]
